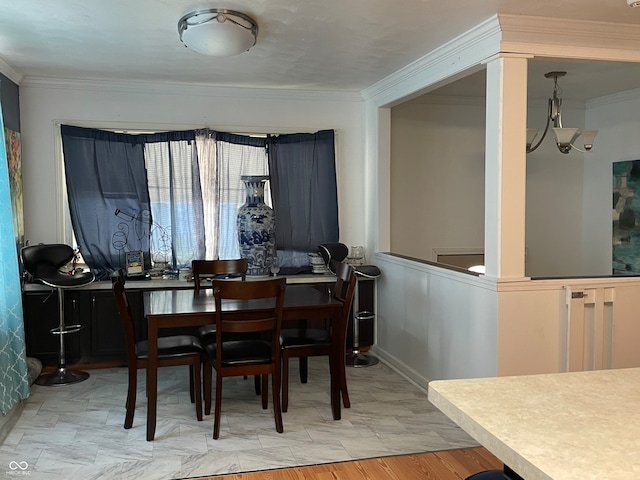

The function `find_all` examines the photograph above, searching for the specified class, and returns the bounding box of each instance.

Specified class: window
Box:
[60,125,338,280]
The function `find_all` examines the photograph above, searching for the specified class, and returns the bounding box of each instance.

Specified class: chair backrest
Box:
[21,243,75,279]
[212,278,286,362]
[332,262,358,343]
[111,270,137,364]
[318,243,349,274]
[192,259,248,292]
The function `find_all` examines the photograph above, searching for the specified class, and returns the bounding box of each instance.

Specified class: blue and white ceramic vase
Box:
[237,175,275,277]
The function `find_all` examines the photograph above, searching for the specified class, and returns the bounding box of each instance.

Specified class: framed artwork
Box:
[3,127,23,248]
[612,159,640,274]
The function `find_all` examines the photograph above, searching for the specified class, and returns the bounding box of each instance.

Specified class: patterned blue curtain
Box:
[0,95,29,414]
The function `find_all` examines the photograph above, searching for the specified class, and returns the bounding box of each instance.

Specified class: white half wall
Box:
[373,253,498,388]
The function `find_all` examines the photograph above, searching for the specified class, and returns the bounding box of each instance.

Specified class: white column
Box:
[484,54,530,280]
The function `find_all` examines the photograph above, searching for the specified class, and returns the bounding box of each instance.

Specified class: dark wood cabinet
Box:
[23,288,130,367]
[88,291,127,362]
[22,276,376,367]
[22,290,83,365]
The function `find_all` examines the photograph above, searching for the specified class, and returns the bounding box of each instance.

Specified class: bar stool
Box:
[349,265,381,367]
[318,243,381,367]
[21,244,95,386]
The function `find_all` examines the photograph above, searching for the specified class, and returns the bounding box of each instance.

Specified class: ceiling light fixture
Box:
[628,0,640,7]
[178,9,258,56]
[526,71,598,155]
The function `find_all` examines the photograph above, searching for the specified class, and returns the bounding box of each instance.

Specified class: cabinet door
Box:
[22,290,82,366]
[89,291,127,362]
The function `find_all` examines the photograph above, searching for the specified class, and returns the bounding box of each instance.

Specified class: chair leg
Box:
[261,374,268,409]
[189,365,195,403]
[272,364,283,433]
[340,362,351,409]
[282,353,289,412]
[124,365,136,429]
[328,350,350,409]
[193,359,203,421]
[203,360,212,415]
[299,357,308,384]
[254,375,261,395]
[213,370,223,439]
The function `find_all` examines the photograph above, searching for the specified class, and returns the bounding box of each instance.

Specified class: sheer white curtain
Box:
[145,138,205,268]
[195,130,219,259]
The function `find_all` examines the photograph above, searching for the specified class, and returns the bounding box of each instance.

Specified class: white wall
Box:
[18,79,366,249]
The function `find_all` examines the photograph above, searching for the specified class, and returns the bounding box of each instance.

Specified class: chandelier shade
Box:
[178,9,258,57]
[526,71,598,155]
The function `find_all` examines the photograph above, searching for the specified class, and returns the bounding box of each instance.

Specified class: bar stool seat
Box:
[21,244,95,386]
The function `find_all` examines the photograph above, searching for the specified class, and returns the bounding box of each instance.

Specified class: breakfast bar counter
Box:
[428,368,640,480]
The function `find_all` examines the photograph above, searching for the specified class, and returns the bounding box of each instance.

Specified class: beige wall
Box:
[390,97,485,262]
[388,90,610,278]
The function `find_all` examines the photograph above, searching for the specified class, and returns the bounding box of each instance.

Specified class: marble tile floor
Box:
[0,358,478,480]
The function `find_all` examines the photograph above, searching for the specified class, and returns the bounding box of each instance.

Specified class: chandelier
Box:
[526,71,597,155]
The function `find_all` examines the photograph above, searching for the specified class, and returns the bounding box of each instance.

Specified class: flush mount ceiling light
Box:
[628,0,640,7]
[178,9,258,56]
[526,71,598,155]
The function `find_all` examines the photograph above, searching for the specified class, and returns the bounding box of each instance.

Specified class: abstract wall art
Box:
[613,159,640,274]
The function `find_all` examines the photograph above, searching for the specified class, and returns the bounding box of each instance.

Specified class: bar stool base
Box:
[346,352,379,367]
[35,368,90,386]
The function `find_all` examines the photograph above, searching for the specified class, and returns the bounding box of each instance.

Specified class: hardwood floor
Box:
[197,447,503,480]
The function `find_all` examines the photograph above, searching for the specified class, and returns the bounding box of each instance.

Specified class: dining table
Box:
[143,283,344,441]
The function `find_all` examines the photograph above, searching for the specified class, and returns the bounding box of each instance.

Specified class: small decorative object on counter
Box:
[269,255,280,276]
[237,175,275,277]
[308,252,330,274]
[347,245,365,266]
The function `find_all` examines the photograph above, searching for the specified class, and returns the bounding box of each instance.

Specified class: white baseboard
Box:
[371,346,431,395]
[0,400,25,446]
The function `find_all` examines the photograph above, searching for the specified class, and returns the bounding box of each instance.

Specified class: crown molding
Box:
[363,13,640,108]
[0,58,23,85]
[361,15,503,106]
[19,76,364,103]
[587,86,640,108]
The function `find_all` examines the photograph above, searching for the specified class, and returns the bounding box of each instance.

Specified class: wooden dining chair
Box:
[193,259,262,400]
[193,259,248,344]
[192,258,248,293]
[203,277,286,439]
[111,271,204,429]
[280,262,357,412]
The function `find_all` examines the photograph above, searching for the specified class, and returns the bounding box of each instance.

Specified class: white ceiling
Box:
[1,0,640,97]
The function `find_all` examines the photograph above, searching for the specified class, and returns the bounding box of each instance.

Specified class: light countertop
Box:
[23,273,336,292]
[428,368,640,480]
